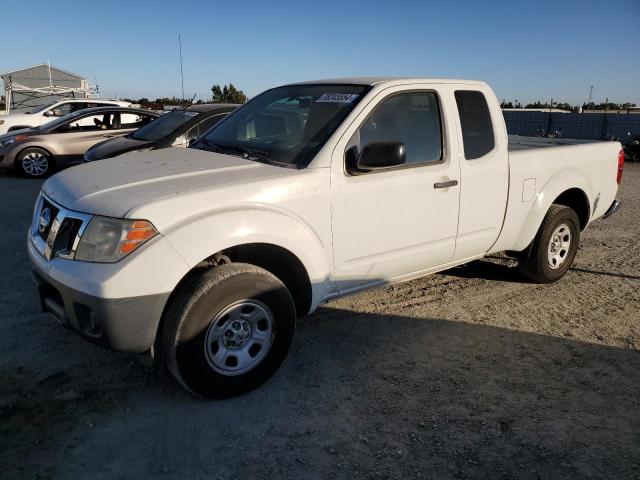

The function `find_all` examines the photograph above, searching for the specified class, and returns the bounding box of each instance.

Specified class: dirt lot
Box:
[1,165,639,480]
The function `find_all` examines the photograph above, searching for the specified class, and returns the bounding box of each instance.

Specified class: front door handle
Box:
[434,179,458,189]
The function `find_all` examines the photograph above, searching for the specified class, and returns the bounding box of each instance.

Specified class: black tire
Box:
[159,263,296,398]
[518,204,580,283]
[15,147,54,178]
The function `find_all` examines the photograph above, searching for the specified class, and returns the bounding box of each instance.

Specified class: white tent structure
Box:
[1,63,95,113]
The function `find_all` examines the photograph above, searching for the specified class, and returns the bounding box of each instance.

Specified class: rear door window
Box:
[454,90,495,160]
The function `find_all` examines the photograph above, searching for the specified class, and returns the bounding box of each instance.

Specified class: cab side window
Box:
[120,113,154,129]
[347,92,443,173]
[454,90,495,160]
[48,103,75,117]
[63,113,115,131]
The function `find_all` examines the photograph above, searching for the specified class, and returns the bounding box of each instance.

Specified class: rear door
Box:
[330,84,462,292]
[451,87,509,259]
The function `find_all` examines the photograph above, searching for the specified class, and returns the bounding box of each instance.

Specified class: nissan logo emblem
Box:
[39,207,52,234]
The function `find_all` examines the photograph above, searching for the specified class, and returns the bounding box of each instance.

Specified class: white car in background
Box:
[0,98,131,134]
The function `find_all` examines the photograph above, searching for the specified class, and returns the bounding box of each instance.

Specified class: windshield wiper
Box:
[199,139,294,168]
[198,138,226,152]
[235,144,270,159]
[200,140,267,159]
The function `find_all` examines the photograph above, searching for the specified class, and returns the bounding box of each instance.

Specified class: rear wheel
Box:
[16,147,53,178]
[159,263,296,398]
[518,205,580,283]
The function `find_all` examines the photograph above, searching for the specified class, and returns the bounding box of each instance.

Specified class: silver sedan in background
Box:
[0,107,160,177]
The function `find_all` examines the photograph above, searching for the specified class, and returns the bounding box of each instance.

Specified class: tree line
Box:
[501,99,637,111]
[122,84,248,109]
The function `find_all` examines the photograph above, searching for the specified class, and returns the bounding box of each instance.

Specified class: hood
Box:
[0,113,32,132]
[84,135,152,161]
[42,148,294,218]
[1,113,30,122]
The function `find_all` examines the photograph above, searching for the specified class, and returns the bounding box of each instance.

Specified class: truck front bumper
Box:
[29,267,169,352]
[603,199,621,219]
[27,234,185,353]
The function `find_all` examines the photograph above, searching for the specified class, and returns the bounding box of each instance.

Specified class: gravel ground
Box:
[1,165,639,480]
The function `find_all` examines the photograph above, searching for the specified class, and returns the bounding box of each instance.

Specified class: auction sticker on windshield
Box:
[316,93,360,103]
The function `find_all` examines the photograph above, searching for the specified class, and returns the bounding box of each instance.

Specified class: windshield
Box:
[131,110,198,141]
[28,102,57,114]
[199,84,369,167]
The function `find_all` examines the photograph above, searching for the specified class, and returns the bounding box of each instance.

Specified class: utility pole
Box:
[47,59,53,94]
[178,34,185,101]
[588,86,593,105]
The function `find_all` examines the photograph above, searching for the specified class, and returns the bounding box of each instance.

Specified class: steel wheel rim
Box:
[204,299,275,376]
[547,223,572,269]
[22,152,49,176]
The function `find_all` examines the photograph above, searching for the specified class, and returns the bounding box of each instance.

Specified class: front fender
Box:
[512,168,592,251]
[162,205,333,308]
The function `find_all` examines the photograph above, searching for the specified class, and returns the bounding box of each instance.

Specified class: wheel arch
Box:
[551,187,590,230]
[153,241,316,359]
[14,144,57,170]
[511,168,592,252]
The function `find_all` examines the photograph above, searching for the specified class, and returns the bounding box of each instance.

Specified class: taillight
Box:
[617,149,624,184]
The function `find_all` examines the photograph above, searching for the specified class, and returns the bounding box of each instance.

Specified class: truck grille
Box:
[30,193,93,261]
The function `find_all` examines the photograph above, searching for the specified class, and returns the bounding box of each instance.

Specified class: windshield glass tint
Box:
[132,110,198,141]
[201,84,368,167]
[28,102,56,114]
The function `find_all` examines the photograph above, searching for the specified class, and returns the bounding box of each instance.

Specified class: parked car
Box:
[83,104,237,162]
[0,98,131,134]
[0,107,159,177]
[27,78,623,398]
[624,132,640,162]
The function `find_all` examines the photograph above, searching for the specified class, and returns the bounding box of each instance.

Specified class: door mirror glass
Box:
[357,142,406,170]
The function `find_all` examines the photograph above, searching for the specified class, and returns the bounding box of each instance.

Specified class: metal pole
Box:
[47,60,53,94]
[179,35,185,101]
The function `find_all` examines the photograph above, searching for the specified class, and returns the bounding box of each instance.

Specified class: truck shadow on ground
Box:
[439,257,640,283]
[437,257,528,283]
[3,303,640,479]
[569,267,640,281]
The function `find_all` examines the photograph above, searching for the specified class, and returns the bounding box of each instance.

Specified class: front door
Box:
[330,86,461,293]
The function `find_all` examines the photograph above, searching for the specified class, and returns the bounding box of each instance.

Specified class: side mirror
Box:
[188,138,196,147]
[44,110,54,117]
[357,142,406,171]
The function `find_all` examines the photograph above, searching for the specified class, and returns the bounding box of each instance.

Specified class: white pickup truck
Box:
[28,78,623,398]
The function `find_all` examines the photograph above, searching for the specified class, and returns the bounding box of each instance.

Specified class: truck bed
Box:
[508,135,600,151]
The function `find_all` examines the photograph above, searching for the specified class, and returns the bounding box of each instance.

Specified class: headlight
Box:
[75,217,158,263]
[0,134,27,147]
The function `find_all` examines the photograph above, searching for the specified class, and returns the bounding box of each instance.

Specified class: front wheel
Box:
[16,147,53,178]
[159,263,296,398]
[518,205,580,283]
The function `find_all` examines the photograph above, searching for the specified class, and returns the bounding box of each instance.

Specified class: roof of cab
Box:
[287,77,487,87]
[185,103,239,113]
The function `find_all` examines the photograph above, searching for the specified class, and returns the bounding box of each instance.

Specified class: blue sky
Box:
[2,0,639,105]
